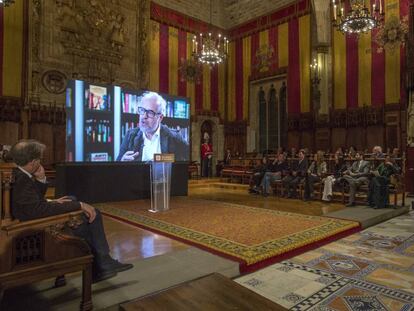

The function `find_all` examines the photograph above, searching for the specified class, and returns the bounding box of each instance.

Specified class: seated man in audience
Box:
[260,153,289,197]
[10,139,133,283]
[282,150,308,198]
[248,156,270,194]
[367,155,399,209]
[343,152,370,206]
[304,151,327,201]
[371,146,385,159]
[390,148,400,159]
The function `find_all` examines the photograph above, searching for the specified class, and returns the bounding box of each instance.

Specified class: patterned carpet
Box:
[97,198,360,272]
[236,210,414,310]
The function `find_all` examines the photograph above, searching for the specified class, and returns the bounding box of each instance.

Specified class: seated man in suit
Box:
[343,152,370,206]
[117,91,189,162]
[10,139,133,283]
[282,150,308,198]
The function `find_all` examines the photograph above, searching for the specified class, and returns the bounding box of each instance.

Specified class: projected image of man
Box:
[117,91,189,161]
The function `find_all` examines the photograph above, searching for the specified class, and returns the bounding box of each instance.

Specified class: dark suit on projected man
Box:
[117,91,189,162]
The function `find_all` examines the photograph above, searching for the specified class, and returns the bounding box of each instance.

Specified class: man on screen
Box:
[117,91,189,162]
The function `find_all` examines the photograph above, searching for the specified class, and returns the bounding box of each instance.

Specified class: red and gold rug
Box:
[97,198,360,272]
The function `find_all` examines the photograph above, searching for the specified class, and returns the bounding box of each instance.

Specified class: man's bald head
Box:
[10,139,45,166]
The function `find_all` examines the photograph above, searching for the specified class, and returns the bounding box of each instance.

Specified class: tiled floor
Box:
[236,210,414,311]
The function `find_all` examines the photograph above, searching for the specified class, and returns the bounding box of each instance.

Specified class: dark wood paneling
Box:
[315,128,330,152]
[331,128,347,151]
[0,122,19,146]
[287,105,405,151]
[30,123,54,165]
[366,126,384,150]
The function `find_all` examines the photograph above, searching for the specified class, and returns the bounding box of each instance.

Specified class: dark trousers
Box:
[304,175,321,199]
[367,176,389,209]
[202,158,211,177]
[282,175,303,196]
[70,209,110,259]
[250,172,265,189]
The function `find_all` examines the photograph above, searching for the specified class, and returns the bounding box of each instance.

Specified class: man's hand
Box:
[33,164,46,181]
[121,151,139,161]
[80,202,97,223]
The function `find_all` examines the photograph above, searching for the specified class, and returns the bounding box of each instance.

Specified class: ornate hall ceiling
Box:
[152,0,297,29]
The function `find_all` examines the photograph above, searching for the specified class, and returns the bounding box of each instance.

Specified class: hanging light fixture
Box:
[0,0,15,6]
[332,0,384,34]
[192,0,228,65]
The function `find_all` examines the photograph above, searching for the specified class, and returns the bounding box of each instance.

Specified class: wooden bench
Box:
[188,162,200,179]
[0,163,94,310]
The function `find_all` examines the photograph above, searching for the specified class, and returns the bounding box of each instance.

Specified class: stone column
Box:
[312,0,332,118]
[137,0,150,89]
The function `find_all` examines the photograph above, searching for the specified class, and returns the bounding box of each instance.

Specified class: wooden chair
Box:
[0,163,94,310]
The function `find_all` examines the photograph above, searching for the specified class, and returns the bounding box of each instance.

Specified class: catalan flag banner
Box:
[0,1,24,98]
[333,0,407,108]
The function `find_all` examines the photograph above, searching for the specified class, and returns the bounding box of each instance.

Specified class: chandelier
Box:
[332,0,384,34]
[0,0,15,6]
[192,0,228,65]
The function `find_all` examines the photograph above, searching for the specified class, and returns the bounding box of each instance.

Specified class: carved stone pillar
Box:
[137,0,150,89]
[312,0,332,118]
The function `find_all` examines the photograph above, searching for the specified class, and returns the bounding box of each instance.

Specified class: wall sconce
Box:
[310,58,320,85]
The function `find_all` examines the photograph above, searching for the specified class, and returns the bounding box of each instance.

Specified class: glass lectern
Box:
[149,153,175,213]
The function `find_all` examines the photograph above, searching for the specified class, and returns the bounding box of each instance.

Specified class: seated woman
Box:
[322,153,348,201]
[304,151,327,200]
[367,155,399,209]
[260,153,288,197]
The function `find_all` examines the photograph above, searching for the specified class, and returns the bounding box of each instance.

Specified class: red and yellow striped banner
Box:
[1,1,24,97]
[333,0,406,108]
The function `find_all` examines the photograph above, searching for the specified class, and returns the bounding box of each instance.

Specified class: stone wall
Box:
[29,0,150,107]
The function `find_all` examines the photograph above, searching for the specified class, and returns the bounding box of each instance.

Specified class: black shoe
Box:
[345,202,355,207]
[92,270,117,283]
[101,257,134,273]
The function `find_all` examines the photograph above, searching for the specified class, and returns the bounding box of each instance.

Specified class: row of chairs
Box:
[270,175,405,207]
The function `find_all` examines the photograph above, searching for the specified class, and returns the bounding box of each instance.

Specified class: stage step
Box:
[189,182,249,191]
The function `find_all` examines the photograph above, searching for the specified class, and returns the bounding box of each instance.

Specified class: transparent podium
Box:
[149,153,175,213]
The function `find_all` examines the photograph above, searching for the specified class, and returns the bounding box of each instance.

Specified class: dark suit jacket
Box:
[290,158,309,177]
[117,124,189,161]
[12,168,81,221]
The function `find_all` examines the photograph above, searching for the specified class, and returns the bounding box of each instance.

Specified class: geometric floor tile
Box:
[313,255,373,277]
[236,209,414,311]
[343,295,387,311]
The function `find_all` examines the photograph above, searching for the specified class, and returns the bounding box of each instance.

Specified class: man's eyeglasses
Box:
[137,107,161,118]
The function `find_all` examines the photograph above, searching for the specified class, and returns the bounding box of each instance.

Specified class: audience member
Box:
[322,153,348,201]
[391,148,399,159]
[372,146,385,158]
[260,153,288,197]
[282,150,308,198]
[304,151,327,200]
[249,156,270,194]
[224,148,232,165]
[348,146,357,158]
[367,155,399,209]
[343,152,370,206]
[10,139,133,283]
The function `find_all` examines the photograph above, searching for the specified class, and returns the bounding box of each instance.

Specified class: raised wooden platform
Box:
[120,273,287,311]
